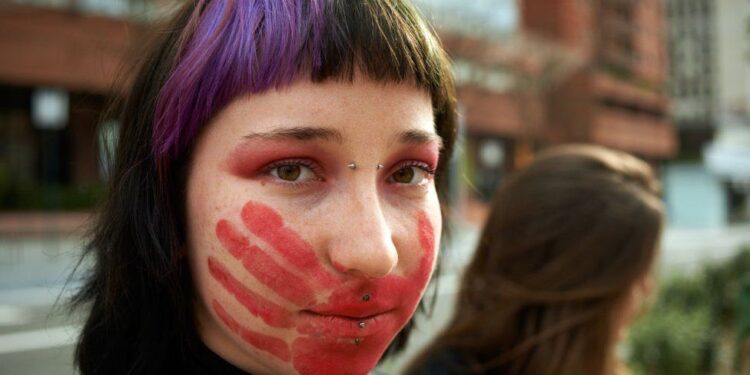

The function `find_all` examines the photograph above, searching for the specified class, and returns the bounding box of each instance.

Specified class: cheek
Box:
[199,201,439,375]
[289,212,438,375]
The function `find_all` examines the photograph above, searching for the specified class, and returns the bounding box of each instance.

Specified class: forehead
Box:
[209,78,437,145]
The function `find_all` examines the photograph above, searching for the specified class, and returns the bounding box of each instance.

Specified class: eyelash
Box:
[391,160,437,178]
[259,158,323,185]
[258,159,437,186]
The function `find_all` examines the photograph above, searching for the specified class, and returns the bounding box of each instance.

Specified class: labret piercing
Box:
[353,338,362,346]
[361,293,371,302]
[358,321,367,329]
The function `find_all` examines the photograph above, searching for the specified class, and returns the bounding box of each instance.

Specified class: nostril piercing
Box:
[348,162,357,170]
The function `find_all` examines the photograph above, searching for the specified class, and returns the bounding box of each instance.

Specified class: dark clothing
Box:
[180,340,251,375]
[406,347,477,375]
[176,340,396,375]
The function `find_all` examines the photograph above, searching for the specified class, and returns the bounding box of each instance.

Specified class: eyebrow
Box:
[243,127,344,143]
[242,126,442,149]
[395,129,444,150]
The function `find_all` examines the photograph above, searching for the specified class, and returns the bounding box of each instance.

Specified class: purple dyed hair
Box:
[153,0,456,180]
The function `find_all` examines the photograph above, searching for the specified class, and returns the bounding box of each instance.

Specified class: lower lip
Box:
[296,310,397,338]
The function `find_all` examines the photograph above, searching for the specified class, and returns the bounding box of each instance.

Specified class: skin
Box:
[615,274,655,342]
[186,77,442,375]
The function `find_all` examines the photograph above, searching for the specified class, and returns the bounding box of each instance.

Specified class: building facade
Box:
[0,1,146,210]
[418,0,676,222]
[666,0,750,227]
[0,0,677,220]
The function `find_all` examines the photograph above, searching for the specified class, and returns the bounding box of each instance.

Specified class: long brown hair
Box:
[407,144,664,375]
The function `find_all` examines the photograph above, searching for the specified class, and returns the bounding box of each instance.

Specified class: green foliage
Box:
[627,247,750,375]
[628,305,710,375]
[0,182,105,211]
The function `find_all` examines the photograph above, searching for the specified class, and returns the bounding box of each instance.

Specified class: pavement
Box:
[0,231,84,375]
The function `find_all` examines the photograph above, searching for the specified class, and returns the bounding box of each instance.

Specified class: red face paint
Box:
[212,300,291,362]
[216,220,315,306]
[209,201,437,375]
[241,202,338,288]
[207,256,293,329]
[289,211,436,374]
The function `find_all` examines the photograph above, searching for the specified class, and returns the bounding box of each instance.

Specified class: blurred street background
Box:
[1,0,750,374]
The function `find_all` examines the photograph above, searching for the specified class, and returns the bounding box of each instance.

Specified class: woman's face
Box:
[186,77,442,375]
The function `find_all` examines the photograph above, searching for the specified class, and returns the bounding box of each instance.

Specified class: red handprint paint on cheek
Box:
[207,201,437,375]
[216,220,315,306]
[290,211,436,375]
[241,202,338,288]
[207,256,293,328]
[212,300,291,362]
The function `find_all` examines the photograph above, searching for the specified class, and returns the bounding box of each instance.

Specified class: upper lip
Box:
[303,307,393,319]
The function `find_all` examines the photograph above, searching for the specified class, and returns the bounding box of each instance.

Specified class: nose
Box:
[325,187,398,279]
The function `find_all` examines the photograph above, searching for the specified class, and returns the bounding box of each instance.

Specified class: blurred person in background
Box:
[405,145,664,375]
[70,1,457,374]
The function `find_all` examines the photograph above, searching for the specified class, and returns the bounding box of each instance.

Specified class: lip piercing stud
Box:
[358,321,367,329]
[376,164,384,170]
[353,338,362,345]
[361,293,371,302]
[348,162,357,170]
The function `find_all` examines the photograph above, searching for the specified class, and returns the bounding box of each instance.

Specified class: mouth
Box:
[296,309,397,338]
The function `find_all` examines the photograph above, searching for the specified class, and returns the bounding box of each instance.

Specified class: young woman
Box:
[71,1,457,374]
[406,145,664,375]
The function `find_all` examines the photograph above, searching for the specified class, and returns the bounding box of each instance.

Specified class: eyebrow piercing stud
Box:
[361,293,371,302]
[348,162,357,170]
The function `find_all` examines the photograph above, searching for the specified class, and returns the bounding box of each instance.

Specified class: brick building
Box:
[422,0,676,218]
[0,0,676,218]
[0,1,146,210]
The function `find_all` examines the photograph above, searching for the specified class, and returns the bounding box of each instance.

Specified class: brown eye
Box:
[392,167,416,184]
[277,165,301,181]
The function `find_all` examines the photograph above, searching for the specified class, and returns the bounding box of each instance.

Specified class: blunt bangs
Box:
[152,0,455,168]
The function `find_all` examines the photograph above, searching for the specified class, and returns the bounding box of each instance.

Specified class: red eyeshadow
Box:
[224,141,330,177]
[382,144,441,173]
